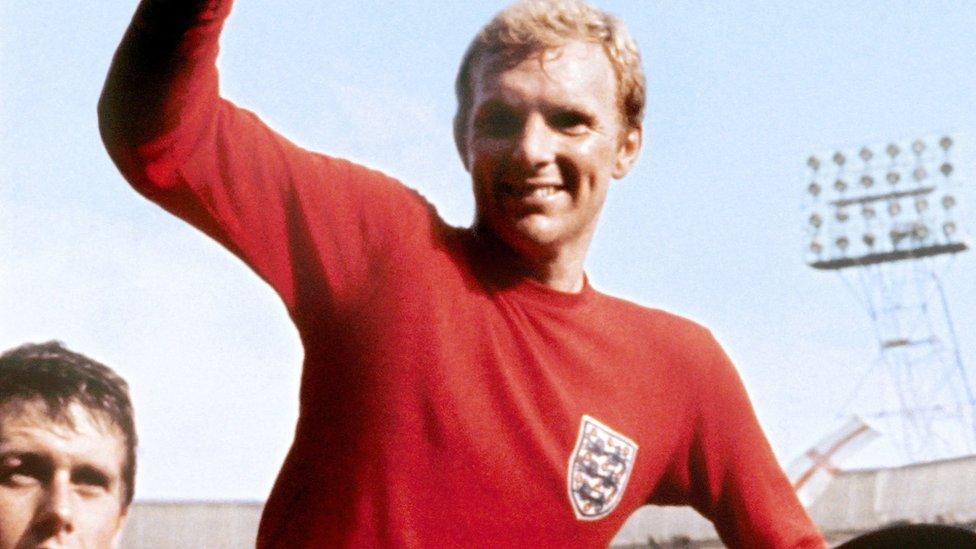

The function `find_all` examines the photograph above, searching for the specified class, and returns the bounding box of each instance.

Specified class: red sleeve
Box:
[681,333,826,548]
[98,0,435,320]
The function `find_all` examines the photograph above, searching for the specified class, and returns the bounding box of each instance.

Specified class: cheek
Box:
[581,140,618,173]
[0,492,34,548]
[469,146,505,188]
[78,503,124,545]
[470,141,505,169]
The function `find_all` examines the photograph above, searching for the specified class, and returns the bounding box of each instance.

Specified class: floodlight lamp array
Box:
[804,134,967,270]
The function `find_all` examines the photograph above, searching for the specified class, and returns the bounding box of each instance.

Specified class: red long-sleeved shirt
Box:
[99,1,825,547]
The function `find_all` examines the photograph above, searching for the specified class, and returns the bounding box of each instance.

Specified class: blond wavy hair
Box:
[454,0,645,148]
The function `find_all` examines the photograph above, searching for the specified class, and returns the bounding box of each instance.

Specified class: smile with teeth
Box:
[502,184,562,198]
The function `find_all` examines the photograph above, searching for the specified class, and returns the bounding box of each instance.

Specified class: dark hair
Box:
[0,341,137,506]
[837,523,976,548]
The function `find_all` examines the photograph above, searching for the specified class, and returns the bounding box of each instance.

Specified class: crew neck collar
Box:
[461,228,597,310]
[500,272,596,309]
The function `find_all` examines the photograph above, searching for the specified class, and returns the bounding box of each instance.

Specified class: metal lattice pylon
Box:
[803,134,975,464]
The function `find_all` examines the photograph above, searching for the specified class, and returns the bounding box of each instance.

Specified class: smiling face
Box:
[0,401,127,549]
[460,40,641,268]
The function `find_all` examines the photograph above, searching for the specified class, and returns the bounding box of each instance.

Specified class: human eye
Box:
[0,454,46,487]
[73,465,112,496]
[474,105,521,138]
[549,110,593,135]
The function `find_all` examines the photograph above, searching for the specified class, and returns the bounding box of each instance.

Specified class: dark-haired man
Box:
[100,0,824,546]
[0,342,136,549]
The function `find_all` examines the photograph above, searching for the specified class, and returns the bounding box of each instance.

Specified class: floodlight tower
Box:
[803,134,975,464]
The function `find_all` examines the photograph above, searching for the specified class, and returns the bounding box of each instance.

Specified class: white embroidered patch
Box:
[567,414,638,520]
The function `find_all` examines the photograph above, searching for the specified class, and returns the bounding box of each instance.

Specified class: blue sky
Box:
[2,1,974,501]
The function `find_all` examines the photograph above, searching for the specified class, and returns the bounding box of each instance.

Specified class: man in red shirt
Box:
[100,0,825,546]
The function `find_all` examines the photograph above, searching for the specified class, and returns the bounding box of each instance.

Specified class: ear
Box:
[612,125,642,179]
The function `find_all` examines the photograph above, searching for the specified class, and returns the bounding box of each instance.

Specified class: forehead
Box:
[0,400,126,476]
[470,40,618,111]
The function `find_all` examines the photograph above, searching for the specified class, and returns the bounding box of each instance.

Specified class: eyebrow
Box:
[550,106,597,124]
[473,99,513,116]
[0,450,45,464]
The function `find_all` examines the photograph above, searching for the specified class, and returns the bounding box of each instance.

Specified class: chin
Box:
[500,218,565,256]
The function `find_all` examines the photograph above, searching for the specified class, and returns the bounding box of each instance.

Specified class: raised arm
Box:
[98,0,433,318]
[98,0,231,190]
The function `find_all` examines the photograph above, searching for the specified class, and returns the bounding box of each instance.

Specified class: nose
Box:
[33,474,75,541]
[513,114,556,169]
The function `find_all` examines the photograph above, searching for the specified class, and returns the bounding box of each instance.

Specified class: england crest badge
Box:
[566,415,638,520]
